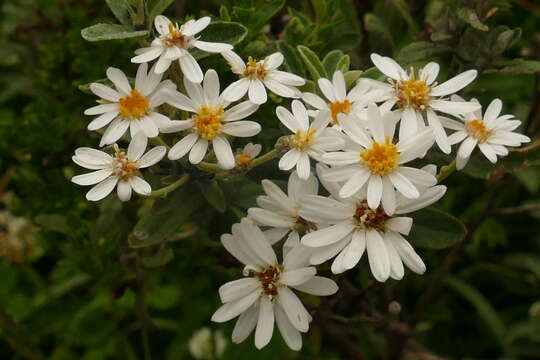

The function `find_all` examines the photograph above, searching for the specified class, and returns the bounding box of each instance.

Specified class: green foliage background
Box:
[1,0,540,359]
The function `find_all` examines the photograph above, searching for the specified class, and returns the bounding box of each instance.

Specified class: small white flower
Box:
[235,142,262,167]
[165,69,261,169]
[369,53,480,153]
[211,218,338,351]
[131,15,233,82]
[85,63,176,146]
[248,172,320,254]
[298,164,446,282]
[301,70,384,126]
[321,103,436,214]
[71,133,166,201]
[188,327,227,360]
[276,100,344,179]
[442,97,531,170]
[221,51,305,104]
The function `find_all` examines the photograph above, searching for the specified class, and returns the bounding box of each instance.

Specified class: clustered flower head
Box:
[72,13,531,352]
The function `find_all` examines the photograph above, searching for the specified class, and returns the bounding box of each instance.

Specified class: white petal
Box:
[106,67,131,95]
[296,153,311,180]
[276,106,301,132]
[339,168,371,198]
[483,99,502,126]
[279,149,302,171]
[222,78,250,102]
[430,69,477,97]
[154,55,172,74]
[189,139,209,164]
[179,52,204,83]
[136,146,166,168]
[420,62,439,85]
[168,133,199,160]
[367,103,385,142]
[90,83,120,102]
[399,107,418,139]
[232,304,258,344]
[292,276,338,296]
[388,171,419,199]
[74,147,111,165]
[72,168,113,186]
[117,180,132,201]
[301,92,327,110]
[366,230,390,282]
[248,208,294,228]
[370,54,406,80]
[131,47,163,63]
[299,195,353,223]
[86,176,118,201]
[384,236,404,280]
[222,50,246,74]
[182,16,211,36]
[396,185,447,214]
[219,278,260,304]
[203,69,220,106]
[397,167,437,187]
[318,78,337,102]
[211,289,262,322]
[213,136,235,169]
[248,79,267,104]
[387,232,425,274]
[87,111,118,131]
[343,230,367,270]
[381,177,396,215]
[458,136,478,160]
[261,179,296,214]
[222,121,261,137]
[239,218,278,265]
[100,119,130,146]
[385,217,413,235]
[127,132,148,161]
[224,101,259,122]
[277,287,311,332]
[255,297,275,349]
[281,267,316,286]
[274,303,302,351]
[430,99,481,116]
[301,222,355,247]
[84,103,119,116]
[367,174,383,209]
[154,15,171,35]
[332,71,346,99]
[426,109,451,154]
[129,176,151,195]
[193,40,233,53]
[266,52,284,69]
[166,90,198,112]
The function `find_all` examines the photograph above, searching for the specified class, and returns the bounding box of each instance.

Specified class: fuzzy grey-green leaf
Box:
[81,24,148,42]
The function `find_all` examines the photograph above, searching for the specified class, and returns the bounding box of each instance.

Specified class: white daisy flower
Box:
[369,53,480,153]
[85,63,176,147]
[221,51,305,104]
[165,69,261,169]
[131,15,233,83]
[276,100,344,179]
[321,103,436,214]
[298,164,446,282]
[71,133,166,201]
[301,70,385,126]
[235,142,262,167]
[211,218,338,350]
[248,172,320,255]
[442,97,531,170]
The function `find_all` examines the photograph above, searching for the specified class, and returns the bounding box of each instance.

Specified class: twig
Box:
[436,160,456,182]
[149,174,190,198]
[135,253,152,360]
[509,138,540,153]
[495,203,540,214]
[317,312,367,360]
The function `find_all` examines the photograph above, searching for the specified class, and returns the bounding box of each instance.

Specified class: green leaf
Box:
[297,45,328,80]
[105,0,131,26]
[276,41,305,77]
[198,180,226,213]
[392,0,418,32]
[219,5,231,21]
[364,13,394,52]
[493,28,522,55]
[128,185,202,248]
[504,253,540,279]
[311,0,328,22]
[457,8,489,31]
[35,214,70,234]
[336,55,350,73]
[486,59,540,75]
[445,276,505,343]
[190,21,247,60]
[397,41,451,64]
[409,208,466,249]
[322,50,344,74]
[148,0,175,21]
[81,24,148,42]
[142,247,174,268]
[344,70,362,89]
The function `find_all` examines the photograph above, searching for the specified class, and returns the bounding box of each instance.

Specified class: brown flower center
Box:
[163,23,190,48]
[112,145,139,180]
[353,201,390,229]
[466,119,491,143]
[118,89,150,120]
[328,100,351,125]
[256,265,283,297]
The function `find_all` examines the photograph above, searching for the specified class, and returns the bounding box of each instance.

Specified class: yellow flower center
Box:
[235,155,253,165]
[360,137,400,175]
[194,105,224,140]
[164,23,190,48]
[327,100,351,125]
[353,201,390,229]
[112,146,140,180]
[243,56,267,80]
[466,119,491,143]
[291,129,317,151]
[396,78,431,110]
[118,89,150,120]
[256,265,283,298]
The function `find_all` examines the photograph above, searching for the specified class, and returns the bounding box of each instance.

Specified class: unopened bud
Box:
[388,301,402,315]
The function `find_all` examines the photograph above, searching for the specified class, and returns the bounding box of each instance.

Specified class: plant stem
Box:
[135,253,152,360]
[149,174,190,198]
[436,160,456,182]
[250,149,279,168]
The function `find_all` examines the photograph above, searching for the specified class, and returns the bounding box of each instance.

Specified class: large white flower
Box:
[131,15,233,82]
[71,133,165,201]
[276,100,344,179]
[369,53,480,153]
[298,164,446,282]
[211,218,338,350]
[221,51,305,104]
[165,69,261,169]
[301,70,385,126]
[85,63,176,146]
[442,97,531,170]
[321,103,436,214]
[248,172,320,254]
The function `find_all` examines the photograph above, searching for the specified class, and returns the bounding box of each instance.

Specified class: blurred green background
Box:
[1,0,540,359]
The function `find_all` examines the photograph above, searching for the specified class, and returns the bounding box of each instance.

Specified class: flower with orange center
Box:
[112,145,140,180]
[465,120,491,143]
[291,129,317,151]
[194,105,224,140]
[360,137,400,176]
[243,56,267,80]
[163,23,190,48]
[118,89,151,120]
[327,100,351,125]
[255,264,283,298]
[395,77,431,110]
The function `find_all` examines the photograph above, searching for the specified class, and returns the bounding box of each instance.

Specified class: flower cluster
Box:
[72,13,531,351]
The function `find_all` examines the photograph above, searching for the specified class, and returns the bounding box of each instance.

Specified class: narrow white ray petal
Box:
[261,179,296,213]
[223,101,259,122]
[301,92,327,110]
[301,222,355,247]
[483,99,502,126]
[154,15,171,35]
[179,52,204,83]
[381,177,396,215]
[367,174,383,209]
[279,149,302,171]
[318,78,337,102]
[248,79,267,104]
[274,303,302,350]
[370,54,406,80]
[222,78,251,102]
[266,52,284,69]
[213,136,235,169]
[129,176,151,195]
[430,69,477,96]
[222,121,261,137]
[396,167,437,187]
[292,276,338,296]
[72,168,113,186]
[87,111,118,131]
[248,208,295,228]
[396,185,446,214]
[90,83,121,102]
[116,180,132,201]
[255,297,275,349]
[154,55,172,74]
[86,176,118,201]
[277,287,311,332]
[366,229,391,282]
[332,71,346,100]
[343,230,367,270]
[385,217,413,235]
[219,278,260,303]
[384,236,404,280]
[182,16,211,36]
[388,171,419,199]
[131,46,163,63]
[281,267,316,286]
[211,289,262,322]
[193,40,233,53]
[339,168,371,198]
[296,153,311,180]
[426,109,451,154]
[420,62,440,85]
[106,67,131,95]
[387,232,426,274]
[168,133,199,160]
[367,103,385,142]
[84,103,119,116]
[232,304,258,344]
[189,139,209,164]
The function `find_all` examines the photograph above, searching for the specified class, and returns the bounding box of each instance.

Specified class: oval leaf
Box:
[81,24,148,42]
[409,208,466,249]
[190,21,247,60]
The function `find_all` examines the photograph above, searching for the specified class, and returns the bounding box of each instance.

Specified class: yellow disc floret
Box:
[163,23,190,48]
[466,120,491,143]
[112,145,140,180]
[118,89,150,120]
[291,129,317,151]
[243,56,267,80]
[360,137,400,175]
[194,105,224,140]
[396,77,431,110]
[327,100,351,125]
